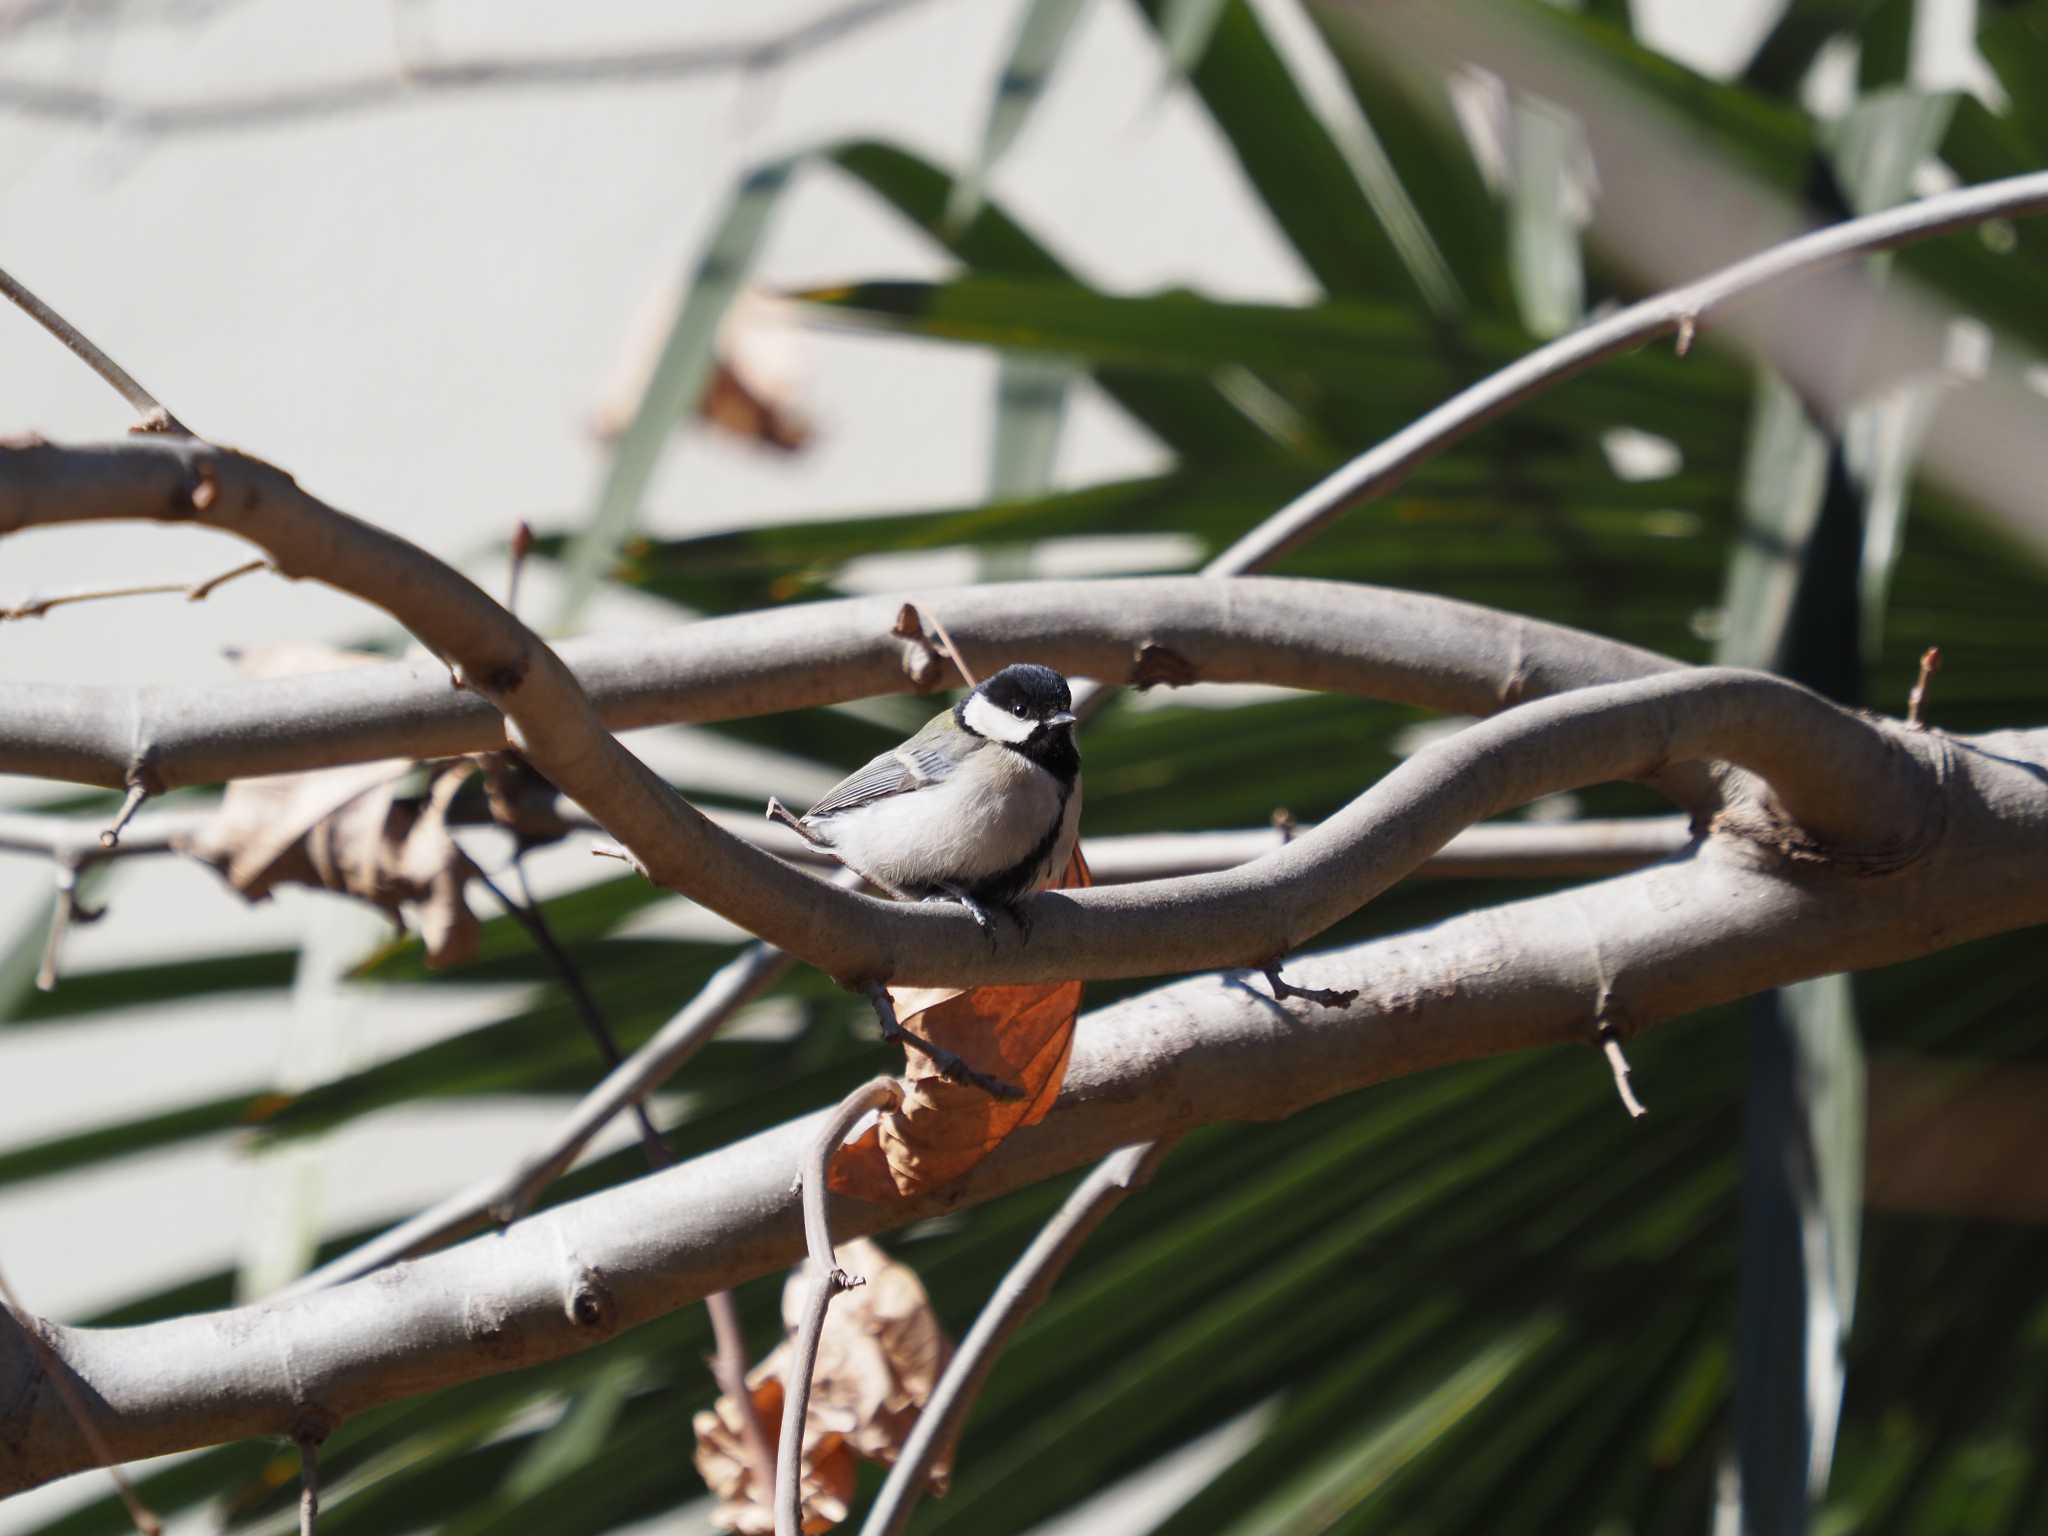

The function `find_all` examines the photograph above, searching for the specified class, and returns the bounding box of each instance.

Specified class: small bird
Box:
[767,663,1082,934]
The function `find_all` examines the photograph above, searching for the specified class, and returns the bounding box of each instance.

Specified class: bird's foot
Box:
[930,884,1004,947]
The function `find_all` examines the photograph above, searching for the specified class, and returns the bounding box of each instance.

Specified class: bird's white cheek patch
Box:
[963,691,1037,744]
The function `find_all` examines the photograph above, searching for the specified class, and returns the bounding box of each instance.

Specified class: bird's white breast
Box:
[819,744,1074,895]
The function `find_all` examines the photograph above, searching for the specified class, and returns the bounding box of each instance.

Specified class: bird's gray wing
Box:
[800,742,956,822]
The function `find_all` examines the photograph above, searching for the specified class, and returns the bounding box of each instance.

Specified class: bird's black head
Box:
[979,664,1071,724]
[958,664,1080,777]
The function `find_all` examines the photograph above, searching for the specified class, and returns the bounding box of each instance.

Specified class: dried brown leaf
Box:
[593,285,811,451]
[833,851,1091,1201]
[781,1238,955,1483]
[178,645,483,967]
[478,751,570,850]
[692,1238,952,1532]
[693,1372,854,1535]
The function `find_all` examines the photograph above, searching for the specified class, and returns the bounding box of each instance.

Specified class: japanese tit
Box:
[768,663,1082,933]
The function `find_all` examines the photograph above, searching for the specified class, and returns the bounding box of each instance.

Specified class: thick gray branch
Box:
[0,438,1930,989]
[282,816,1686,1295]
[0,568,1675,791]
[6,732,2047,1493]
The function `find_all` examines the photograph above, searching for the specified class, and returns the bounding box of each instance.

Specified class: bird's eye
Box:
[1012,704,1027,717]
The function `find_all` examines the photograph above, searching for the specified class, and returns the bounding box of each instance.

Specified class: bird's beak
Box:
[1047,711,1078,728]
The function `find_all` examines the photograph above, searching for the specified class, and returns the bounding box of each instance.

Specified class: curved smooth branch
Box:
[0,437,1929,988]
[7,714,2047,1496]
[0,569,1680,793]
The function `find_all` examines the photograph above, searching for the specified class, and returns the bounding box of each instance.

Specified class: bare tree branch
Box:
[0,804,1693,889]
[704,1289,777,1512]
[281,816,1681,1293]
[2,556,268,621]
[295,1425,321,1536]
[778,1079,903,1536]
[35,857,102,992]
[0,265,188,434]
[1204,166,2048,571]
[0,0,937,132]
[285,867,862,1295]
[9,769,2048,1494]
[860,1140,1174,1536]
[0,567,1681,791]
[0,441,1963,986]
[0,1266,160,1532]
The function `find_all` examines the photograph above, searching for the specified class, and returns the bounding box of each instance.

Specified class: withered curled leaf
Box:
[594,285,811,452]
[692,1238,953,1532]
[693,1372,854,1535]
[178,644,483,968]
[832,851,1091,1201]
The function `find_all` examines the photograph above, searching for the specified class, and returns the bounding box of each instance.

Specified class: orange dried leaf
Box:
[692,1371,853,1535]
[780,1239,956,1486]
[833,851,1091,1201]
[691,1239,952,1531]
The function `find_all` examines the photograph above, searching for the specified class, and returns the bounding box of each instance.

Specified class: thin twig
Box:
[861,1140,1174,1536]
[0,264,188,433]
[3,557,269,620]
[283,877,847,1294]
[704,1289,777,1509]
[778,1078,903,1536]
[0,0,938,133]
[1906,645,1942,730]
[98,782,150,849]
[506,521,533,619]
[187,557,269,600]
[0,807,209,861]
[465,858,669,1165]
[0,1264,162,1535]
[1600,1028,1648,1119]
[0,804,1695,885]
[587,841,648,878]
[862,981,1023,1100]
[474,851,771,1488]
[920,610,979,688]
[296,1427,321,1536]
[36,857,105,992]
[468,850,775,1493]
[1203,173,2048,573]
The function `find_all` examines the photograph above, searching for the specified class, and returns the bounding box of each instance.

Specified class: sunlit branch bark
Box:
[860,1140,1174,1536]
[0,265,187,434]
[0,437,1941,989]
[0,564,1680,792]
[0,807,1691,889]
[283,816,1683,1293]
[8,765,2048,1494]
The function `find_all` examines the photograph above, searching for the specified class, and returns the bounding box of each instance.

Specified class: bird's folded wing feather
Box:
[801,742,955,821]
